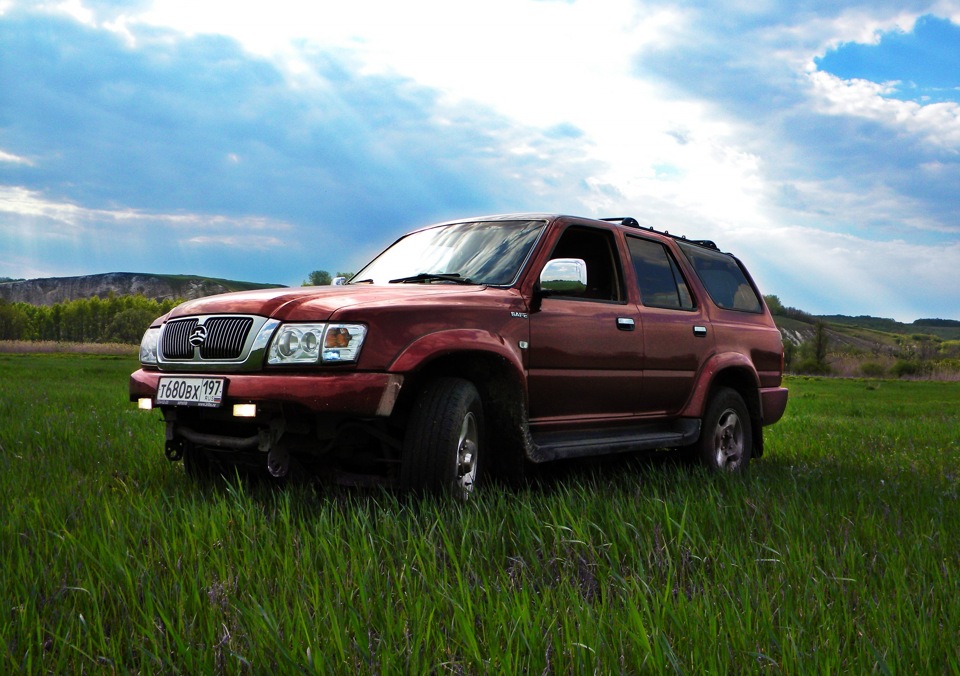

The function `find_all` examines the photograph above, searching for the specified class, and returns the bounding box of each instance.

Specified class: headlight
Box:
[139,327,160,365]
[268,323,324,364]
[267,323,366,365]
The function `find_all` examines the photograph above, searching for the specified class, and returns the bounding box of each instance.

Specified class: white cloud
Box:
[767,175,956,236]
[117,0,748,220]
[17,0,836,238]
[0,186,292,243]
[727,224,960,321]
[5,0,960,319]
[23,0,97,24]
[0,149,33,165]
[808,70,960,147]
[185,234,284,249]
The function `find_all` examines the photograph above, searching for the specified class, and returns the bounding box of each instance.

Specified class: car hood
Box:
[165,284,494,322]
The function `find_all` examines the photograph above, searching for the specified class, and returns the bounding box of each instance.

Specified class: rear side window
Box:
[678,242,762,312]
[627,236,694,310]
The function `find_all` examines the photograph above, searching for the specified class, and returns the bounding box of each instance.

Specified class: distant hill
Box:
[777,315,960,346]
[814,314,960,341]
[0,272,284,306]
[3,274,957,344]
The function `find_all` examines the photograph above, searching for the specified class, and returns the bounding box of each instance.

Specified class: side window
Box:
[549,226,624,302]
[678,242,762,312]
[627,236,695,310]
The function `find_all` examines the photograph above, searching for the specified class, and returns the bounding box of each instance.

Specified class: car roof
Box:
[421,213,725,253]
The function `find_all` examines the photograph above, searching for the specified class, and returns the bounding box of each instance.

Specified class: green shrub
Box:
[860,362,886,378]
[930,358,960,377]
[890,359,924,378]
[782,339,797,370]
[795,358,831,375]
[939,341,960,359]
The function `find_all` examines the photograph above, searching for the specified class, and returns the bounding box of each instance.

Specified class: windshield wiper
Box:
[388,272,475,285]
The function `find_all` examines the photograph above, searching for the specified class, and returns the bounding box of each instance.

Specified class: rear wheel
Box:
[401,378,484,499]
[695,387,752,472]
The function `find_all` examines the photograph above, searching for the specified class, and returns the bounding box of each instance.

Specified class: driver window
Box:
[549,227,624,302]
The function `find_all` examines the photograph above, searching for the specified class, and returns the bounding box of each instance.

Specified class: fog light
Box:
[233,403,257,418]
[138,398,153,410]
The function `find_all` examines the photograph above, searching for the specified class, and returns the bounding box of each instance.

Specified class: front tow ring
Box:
[165,438,185,461]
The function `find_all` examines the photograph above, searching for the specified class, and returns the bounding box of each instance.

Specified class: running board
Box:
[528,419,701,463]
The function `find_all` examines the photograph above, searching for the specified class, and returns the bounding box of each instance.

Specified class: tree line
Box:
[1,268,354,344]
[0,295,178,344]
[302,270,355,286]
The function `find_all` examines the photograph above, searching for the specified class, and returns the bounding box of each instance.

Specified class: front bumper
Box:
[130,369,405,417]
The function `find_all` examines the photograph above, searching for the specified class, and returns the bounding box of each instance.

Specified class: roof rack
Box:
[600,217,722,252]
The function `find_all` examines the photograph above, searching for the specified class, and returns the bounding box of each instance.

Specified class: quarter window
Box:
[678,242,762,312]
[627,237,695,310]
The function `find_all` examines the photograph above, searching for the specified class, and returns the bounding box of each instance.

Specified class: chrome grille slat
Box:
[161,316,256,361]
[160,318,198,359]
[200,317,254,360]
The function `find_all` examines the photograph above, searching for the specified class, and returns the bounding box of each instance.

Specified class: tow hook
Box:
[259,419,289,478]
[267,446,290,478]
[164,420,184,461]
[165,438,185,462]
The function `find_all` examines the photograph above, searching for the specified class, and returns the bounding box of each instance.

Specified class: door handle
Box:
[617,317,636,331]
[693,325,707,337]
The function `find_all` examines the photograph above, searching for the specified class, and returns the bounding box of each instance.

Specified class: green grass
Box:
[2,356,959,672]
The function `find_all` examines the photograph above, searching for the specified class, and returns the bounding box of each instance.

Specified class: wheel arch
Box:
[393,349,530,482]
[708,368,764,458]
[684,354,765,458]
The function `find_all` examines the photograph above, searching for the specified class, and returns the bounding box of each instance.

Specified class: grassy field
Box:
[2,354,958,673]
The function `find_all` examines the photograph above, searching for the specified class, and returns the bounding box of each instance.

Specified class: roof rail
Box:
[600,217,640,228]
[685,238,720,251]
[601,217,723,252]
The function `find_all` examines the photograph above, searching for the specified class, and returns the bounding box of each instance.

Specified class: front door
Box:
[527,226,643,422]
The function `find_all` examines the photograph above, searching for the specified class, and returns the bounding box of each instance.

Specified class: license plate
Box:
[156,377,225,408]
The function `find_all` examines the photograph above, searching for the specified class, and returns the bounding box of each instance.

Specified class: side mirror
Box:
[331,277,347,286]
[539,258,587,296]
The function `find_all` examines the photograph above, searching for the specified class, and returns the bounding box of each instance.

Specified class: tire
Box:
[401,378,484,499]
[695,387,752,472]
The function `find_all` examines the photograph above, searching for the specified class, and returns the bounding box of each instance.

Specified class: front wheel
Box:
[694,387,752,472]
[401,378,484,500]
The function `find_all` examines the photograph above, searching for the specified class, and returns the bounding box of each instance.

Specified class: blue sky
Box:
[2,0,959,321]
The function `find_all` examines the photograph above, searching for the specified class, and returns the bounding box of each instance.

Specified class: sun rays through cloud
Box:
[2,0,959,320]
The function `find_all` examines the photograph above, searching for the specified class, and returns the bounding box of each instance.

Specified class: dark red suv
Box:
[131,214,787,497]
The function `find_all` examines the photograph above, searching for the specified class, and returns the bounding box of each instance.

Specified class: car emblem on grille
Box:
[188,325,208,347]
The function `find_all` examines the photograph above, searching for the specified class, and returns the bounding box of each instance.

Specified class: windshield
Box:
[351,219,546,286]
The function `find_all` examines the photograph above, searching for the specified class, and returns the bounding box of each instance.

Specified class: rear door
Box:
[626,235,715,415]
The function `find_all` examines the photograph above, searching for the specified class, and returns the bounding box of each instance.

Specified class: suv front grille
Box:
[160,318,199,359]
[160,316,256,361]
[198,317,254,359]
